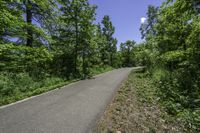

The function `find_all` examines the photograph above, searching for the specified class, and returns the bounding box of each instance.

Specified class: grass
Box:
[0,73,79,106]
[0,66,113,106]
[94,69,185,133]
[91,65,113,76]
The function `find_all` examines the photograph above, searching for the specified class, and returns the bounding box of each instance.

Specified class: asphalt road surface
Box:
[0,68,133,133]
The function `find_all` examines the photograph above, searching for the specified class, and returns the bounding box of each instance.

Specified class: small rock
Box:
[116,131,121,133]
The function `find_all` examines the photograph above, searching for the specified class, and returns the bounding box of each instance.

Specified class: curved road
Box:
[0,68,133,133]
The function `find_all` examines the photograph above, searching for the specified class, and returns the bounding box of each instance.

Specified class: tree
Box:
[4,0,57,47]
[140,5,159,40]
[110,38,118,67]
[140,0,200,130]
[94,23,107,66]
[0,0,25,44]
[120,40,136,67]
[101,15,117,66]
[54,0,96,78]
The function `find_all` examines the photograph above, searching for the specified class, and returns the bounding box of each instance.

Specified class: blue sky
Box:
[89,0,163,45]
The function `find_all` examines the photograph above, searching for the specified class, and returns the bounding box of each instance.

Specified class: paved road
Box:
[0,68,133,133]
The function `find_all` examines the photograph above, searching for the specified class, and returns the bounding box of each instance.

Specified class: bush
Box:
[15,73,35,92]
[0,73,15,96]
[151,67,169,81]
[42,77,64,87]
[90,65,113,76]
[0,44,53,77]
[150,67,200,131]
[0,72,64,100]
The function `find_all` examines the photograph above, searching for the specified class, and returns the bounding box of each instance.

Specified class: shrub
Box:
[0,44,53,77]
[0,73,15,96]
[42,77,64,87]
[14,73,35,92]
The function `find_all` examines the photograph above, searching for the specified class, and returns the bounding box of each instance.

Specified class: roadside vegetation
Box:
[137,0,200,132]
[0,66,113,106]
[0,0,199,131]
[96,0,200,132]
[0,0,137,105]
[94,69,185,133]
[0,0,127,105]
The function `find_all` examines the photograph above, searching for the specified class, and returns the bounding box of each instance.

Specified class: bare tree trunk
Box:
[26,0,33,47]
[82,50,86,78]
[74,9,78,74]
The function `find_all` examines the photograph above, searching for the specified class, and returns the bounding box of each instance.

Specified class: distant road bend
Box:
[0,68,134,133]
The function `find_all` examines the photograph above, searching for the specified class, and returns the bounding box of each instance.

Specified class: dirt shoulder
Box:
[93,70,184,133]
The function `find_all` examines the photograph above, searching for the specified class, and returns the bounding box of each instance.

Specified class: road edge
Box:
[89,67,142,133]
[0,69,115,109]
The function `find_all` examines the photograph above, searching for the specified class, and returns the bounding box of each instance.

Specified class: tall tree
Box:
[101,15,117,66]
[0,0,25,44]
[141,1,200,128]
[56,0,96,77]
[120,40,136,67]
[94,23,107,66]
[5,0,57,47]
[140,5,159,40]
[110,38,118,67]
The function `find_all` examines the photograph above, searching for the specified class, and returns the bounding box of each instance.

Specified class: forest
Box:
[139,0,200,131]
[0,0,133,105]
[0,0,200,131]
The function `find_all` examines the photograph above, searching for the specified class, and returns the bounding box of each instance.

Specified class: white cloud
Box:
[140,17,147,24]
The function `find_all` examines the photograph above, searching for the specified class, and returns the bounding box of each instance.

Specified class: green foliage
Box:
[139,0,200,131]
[140,5,159,39]
[0,0,56,46]
[101,15,118,67]
[0,44,53,76]
[90,65,113,76]
[0,0,129,109]
[151,68,169,81]
[95,69,186,132]
[0,0,122,105]
[0,73,16,96]
[0,0,25,43]
[0,65,115,106]
[0,71,67,105]
[53,0,98,78]
[120,40,136,67]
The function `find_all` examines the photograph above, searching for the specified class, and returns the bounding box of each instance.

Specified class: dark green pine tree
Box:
[101,15,117,67]
[55,0,96,78]
[0,0,25,44]
[94,23,107,66]
[120,40,136,67]
[4,0,57,47]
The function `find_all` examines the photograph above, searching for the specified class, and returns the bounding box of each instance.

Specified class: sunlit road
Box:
[0,68,134,133]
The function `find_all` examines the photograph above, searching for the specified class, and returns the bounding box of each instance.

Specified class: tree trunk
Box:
[26,0,33,47]
[74,9,78,74]
[82,50,86,78]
